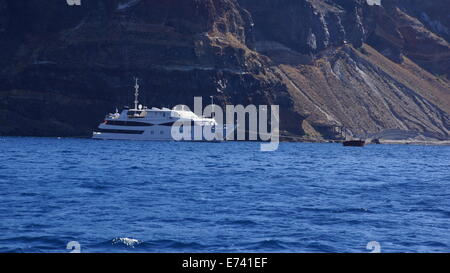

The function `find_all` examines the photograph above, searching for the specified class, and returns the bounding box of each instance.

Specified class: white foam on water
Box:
[112,237,142,248]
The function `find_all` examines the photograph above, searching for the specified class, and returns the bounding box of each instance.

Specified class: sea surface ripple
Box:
[0,137,449,252]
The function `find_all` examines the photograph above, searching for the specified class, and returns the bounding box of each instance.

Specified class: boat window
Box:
[96,128,144,134]
[106,120,152,126]
[127,110,147,118]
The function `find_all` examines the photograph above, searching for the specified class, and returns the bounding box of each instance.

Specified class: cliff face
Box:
[367,0,450,78]
[0,0,449,140]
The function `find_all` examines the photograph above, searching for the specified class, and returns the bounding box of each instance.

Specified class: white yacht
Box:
[92,79,233,141]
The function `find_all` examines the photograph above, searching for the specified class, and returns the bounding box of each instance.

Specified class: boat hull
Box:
[343,140,366,147]
[92,124,234,141]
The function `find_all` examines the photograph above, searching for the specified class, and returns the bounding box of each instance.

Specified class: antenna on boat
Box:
[134,77,139,110]
[210,95,215,118]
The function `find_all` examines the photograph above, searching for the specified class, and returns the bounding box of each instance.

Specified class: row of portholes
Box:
[150,131,164,135]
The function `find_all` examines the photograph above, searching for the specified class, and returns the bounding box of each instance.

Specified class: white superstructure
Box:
[92,79,233,141]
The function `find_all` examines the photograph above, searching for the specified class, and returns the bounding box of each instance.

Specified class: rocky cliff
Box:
[0,0,449,140]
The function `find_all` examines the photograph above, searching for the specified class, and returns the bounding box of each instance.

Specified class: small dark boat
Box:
[371,138,382,144]
[339,126,367,147]
[343,140,366,147]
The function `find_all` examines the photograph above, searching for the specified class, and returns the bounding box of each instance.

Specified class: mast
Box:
[134,78,139,110]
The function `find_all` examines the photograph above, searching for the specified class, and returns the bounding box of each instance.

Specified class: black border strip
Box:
[0,253,447,272]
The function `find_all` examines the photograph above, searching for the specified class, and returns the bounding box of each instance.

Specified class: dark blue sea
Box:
[0,137,449,253]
